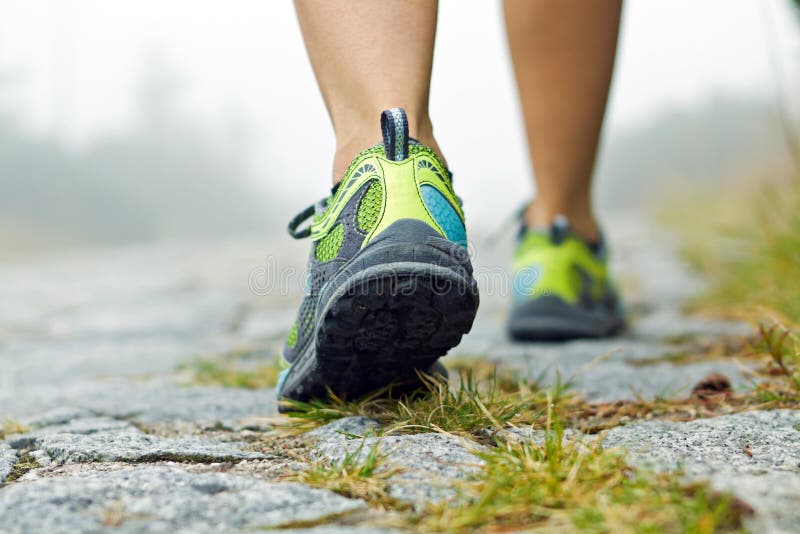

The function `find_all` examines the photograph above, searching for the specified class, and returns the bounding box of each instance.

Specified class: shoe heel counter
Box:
[368,107,466,248]
[368,157,440,242]
[366,155,467,248]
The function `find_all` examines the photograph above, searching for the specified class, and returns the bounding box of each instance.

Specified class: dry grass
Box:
[412,406,747,533]
[0,418,30,440]
[180,356,282,389]
[278,365,571,441]
[664,174,800,324]
[289,438,409,511]
[279,325,800,438]
[281,379,750,532]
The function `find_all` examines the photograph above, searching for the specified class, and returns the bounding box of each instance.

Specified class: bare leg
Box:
[504,0,622,242]
[295,0,442,183]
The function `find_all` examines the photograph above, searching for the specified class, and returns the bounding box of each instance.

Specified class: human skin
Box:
[296,0,622,241]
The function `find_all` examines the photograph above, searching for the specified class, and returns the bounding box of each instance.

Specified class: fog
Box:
[0,0,798,254]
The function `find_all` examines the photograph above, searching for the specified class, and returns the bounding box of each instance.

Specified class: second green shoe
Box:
[508,215,624,341]
[277,108,479,408]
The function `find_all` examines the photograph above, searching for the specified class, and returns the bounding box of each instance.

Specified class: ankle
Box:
[524,200,600,243]
[331,113,446,184]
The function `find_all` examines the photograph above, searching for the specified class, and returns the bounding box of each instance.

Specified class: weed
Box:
[0,418,30,440]
[5,453,40,482]
[749,321,800,401]
[292,438,407,511]
[280,367,575,439]
[183,357,282,389]
[666,173,800,324]
[414,411,747,533]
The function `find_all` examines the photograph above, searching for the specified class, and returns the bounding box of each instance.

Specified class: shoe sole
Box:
[279,235,479,407]
[508,295,624,342]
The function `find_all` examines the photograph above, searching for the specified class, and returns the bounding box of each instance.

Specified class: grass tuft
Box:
[291,438,408,511]
[279,366,574,439]
[277,365,756,531]
[415,411,747,533]
[749,321,800,402]
[666,174,800,324]
[664,172,800,410]
[0,418,30,440]
[181,357,282,389]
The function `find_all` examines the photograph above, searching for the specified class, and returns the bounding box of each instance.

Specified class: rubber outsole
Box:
[508,295,624,342]
[278,218,479,408]
[279,262,479,407]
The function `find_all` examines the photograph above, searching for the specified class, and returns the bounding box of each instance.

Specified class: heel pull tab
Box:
[380,108,409,162]
[550,214,570,245]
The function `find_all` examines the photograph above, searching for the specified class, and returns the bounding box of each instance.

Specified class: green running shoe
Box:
[277,108,479,408]
[508,215,624,341]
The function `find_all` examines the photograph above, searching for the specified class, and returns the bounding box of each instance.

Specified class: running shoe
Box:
[277,108,479,408]
[508,215,624,341]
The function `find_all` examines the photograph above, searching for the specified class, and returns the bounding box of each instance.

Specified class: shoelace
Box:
[287,170,463,240]
[287,198,328,239]
[480,202,528,251]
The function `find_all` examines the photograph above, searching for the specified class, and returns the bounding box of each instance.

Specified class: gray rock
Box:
[312,418,483,507]
[278,528,399,534]
[451,339,754,403]
[1,380,277,425]
[603,410,800,475]
[0,443,17,481]
[0,465,365,532]
[306,416,381,440]
[8,417,132,449]
[369,433,485,506]
[604,410,800,533]
[630,306,752,340]
[20,407,96,428]
[500,426,588,446]
[33,428,265,465]
[2,220,796,530]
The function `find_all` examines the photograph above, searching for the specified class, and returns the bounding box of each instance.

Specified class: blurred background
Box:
[1,0,798,256]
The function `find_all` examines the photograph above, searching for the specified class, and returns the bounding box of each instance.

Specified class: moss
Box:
[413,414,747,533]
[290,439,409,512]
[181,356,282,389]
[6,453,40,482]
[0,418,30,440]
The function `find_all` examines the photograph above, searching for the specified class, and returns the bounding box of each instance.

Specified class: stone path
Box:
[1,221,798,532]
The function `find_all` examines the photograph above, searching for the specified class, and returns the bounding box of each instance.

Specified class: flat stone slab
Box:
[25,424,264,466]
[451,338,754,403]
[0,444,17,481]
[0,381,277,425]
[279,528,399,534]
[311,417,483,507]
[20,407,97,428]
[7,417,132,449]
[604,410,800,533]
[0,465,365,532]
[306,416,381,440]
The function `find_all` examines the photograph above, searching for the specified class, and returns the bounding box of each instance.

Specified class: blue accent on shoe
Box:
[276,367,291,397]
[420,184,466,246]
[512,264,542,301]
[380,108,409,162]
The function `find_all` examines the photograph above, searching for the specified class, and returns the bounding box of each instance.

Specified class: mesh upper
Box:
[286,322,298,348]
[357,179,383,233]
[315,223,344,262]
[282,146,463,363]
